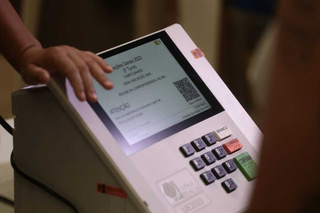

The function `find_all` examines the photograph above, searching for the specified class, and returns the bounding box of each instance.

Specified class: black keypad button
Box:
[222,178,237,193]
[191,138,206,152]
[200,171,216,185]
[222,159,238,173]
[202,132,217,146]
[201,151,217,165]
[212,165,227,179]
[190,157,206,171]
[212,146,228,160]
[180,143,195,157]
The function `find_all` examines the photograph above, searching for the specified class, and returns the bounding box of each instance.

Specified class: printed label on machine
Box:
[175,193,211,213]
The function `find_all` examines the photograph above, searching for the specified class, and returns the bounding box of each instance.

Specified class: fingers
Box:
[67,52,97,102]
[85,51,113,73]
[21,46,114,102]
[67,48,115,102]
[81,51,114,90]
[21,64,50,85]
[49,46,115,102]
[62,49,114,102]
[49,48,86,101]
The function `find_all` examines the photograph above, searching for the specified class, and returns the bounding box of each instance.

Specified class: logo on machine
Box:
[110,103,131,114]
[161,182,185,202]
[157,170,202,206]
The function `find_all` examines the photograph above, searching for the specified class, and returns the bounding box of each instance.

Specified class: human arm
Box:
[0,0,113,102]
[247,0,320,212]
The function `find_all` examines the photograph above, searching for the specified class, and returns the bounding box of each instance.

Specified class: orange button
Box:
[223,138,243,154]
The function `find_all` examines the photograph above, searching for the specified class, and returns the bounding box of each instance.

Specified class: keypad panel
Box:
[179,125,257,195]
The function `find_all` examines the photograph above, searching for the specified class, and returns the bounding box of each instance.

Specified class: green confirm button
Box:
[234,152,258,181]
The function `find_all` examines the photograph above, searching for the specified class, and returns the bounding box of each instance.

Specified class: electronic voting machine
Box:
[12,24,262,213]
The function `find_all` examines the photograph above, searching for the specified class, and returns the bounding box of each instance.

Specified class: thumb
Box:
[21,64,51,85]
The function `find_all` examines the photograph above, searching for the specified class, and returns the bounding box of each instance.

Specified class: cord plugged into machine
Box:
[0,194,14,207]
[0,115,79,213]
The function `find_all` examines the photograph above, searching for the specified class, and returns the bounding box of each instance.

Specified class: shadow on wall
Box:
[0,56,26,119]
[37,0,135,53]
[219,0,275,127]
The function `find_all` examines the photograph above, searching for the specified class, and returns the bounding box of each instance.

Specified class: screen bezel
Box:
[89,31,224,155]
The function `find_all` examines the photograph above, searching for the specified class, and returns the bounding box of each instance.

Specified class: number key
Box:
[212,165,227,179]
[200,171,216,185]
[212,146,228,160]
[180,143,195,157]
[190,157,206,171]
[191,138,206,152]
[222,178,237,193]
[202,132,217,146]
[222,159,238,173]
[201,151,217,165]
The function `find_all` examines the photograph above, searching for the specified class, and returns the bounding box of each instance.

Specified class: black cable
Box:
[0,115,12,135]
[0,194,14,206]
[0,115,79,213]
[10,151,79,213]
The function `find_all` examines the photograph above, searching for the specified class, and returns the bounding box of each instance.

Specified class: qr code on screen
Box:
[173,77,200,102]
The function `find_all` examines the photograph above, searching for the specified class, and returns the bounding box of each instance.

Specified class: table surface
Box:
[0,118,14,213]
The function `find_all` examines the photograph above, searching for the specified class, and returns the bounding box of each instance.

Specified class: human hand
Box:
[18,45,114,102]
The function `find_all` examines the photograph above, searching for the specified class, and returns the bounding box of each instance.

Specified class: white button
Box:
[213,126,232,141]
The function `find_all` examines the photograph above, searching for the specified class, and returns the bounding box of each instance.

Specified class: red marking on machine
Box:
[191,48,205,59]
[97,183,127,199]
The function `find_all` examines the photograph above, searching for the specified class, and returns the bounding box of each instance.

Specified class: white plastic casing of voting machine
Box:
[12,24,263,213]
